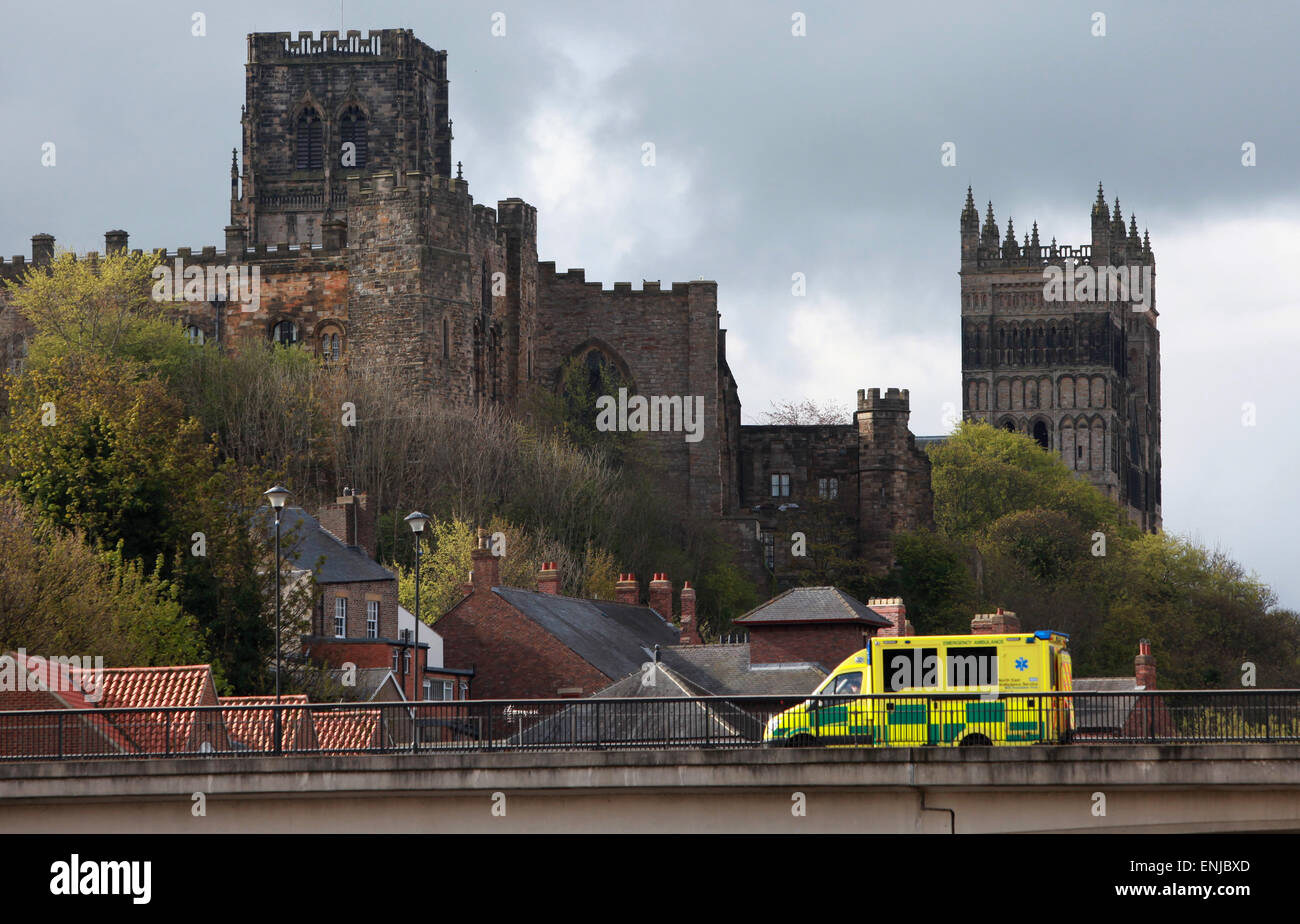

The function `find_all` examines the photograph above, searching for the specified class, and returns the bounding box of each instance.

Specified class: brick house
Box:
[732,586,900,672]
[273,490,470,701]
[433,541,683,700]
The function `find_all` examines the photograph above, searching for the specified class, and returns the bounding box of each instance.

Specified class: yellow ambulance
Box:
[763,630,1074,747]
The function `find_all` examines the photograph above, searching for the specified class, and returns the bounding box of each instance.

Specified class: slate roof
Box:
[658,644,826,696]
[263,507,394,584]
[1071,677,1143,732]
[735,586,893,627]
[492,587,680,680]
[510,645,825,747]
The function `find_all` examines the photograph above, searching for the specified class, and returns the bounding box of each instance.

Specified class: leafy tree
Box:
[4,250,191,380]
[0,493,205,667]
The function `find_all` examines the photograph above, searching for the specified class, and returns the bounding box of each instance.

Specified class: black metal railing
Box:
[0,691,1298,761]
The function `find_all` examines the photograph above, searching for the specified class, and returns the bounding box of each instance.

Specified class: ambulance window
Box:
[829,672,862,695]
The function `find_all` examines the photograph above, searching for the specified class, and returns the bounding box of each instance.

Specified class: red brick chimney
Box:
[1135,639,1156,690]
[679,582,700,644]
[971,607,1020,635]
[470,529,500,592]
[537,562,560,595]
[318,489,376,557]
[648,573,672,622]
[868,597,913,637]
[615,573,639,605]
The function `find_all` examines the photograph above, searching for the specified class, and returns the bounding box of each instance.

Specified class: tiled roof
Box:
[95,665,224,753]
[735,586,893,627]
[492,587,680,680]
[264,507,395,584]
[220,695,313,751]
[313,708,383,750]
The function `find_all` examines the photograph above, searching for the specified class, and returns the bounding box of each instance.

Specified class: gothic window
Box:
[584,348,607,392]
[296,108,323,170]
[1033,420,1049,449]
[271,319,299,346]
[339,106,368,168]
[482,260,493,311]
[184,324,204,346]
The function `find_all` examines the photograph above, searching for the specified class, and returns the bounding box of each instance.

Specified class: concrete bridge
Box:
[3,744,1299,833]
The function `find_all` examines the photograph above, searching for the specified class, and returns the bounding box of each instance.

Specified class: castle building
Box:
[1,28,1004,587]
[959,185,1162,531]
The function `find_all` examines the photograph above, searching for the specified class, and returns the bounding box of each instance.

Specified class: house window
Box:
[443,681,455,700]
[423,679,434,700]
[339,106,368,168]
[185,325,204,345]
[334,597,347,637]
[366,600,378,639]
[770,473,790,498]
[403,651,412,674]
[818,477,838,499]
[392,649,400,672]
[459,682,469,699]
[762,532,775,570]
[295,108,323,170]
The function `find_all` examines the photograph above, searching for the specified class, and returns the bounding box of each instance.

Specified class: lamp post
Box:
[404,512,431,750]
[264,484,291,754]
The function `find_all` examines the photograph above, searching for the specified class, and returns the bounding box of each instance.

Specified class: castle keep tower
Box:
[233,29,451,246]
[219,29,538,409]
[959,185,1161,531]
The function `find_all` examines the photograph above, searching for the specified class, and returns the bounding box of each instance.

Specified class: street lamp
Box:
[264,484,291,754]
[404,511,431,750]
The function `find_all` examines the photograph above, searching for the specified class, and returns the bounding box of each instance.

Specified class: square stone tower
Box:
[959,185,1161,531]
[232,29,451,246]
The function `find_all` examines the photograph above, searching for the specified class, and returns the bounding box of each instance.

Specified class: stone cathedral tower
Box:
[959,185,1161,532]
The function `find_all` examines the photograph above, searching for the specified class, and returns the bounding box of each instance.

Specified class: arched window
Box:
[296,108,323,170]
[1033,420,1049,449]
[184,324,204,346]
[271,320,299,346]
[339,106,367,168]
[319,327,343,362]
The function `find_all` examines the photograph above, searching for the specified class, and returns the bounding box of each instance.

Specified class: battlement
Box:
[2,231,351,280]
[247,30,444,71]
[857,387,911,411]
[538,262,711,294]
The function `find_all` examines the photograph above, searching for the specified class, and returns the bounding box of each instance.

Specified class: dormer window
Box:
[296,108,323,170]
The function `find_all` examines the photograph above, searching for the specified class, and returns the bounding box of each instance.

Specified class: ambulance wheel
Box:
[959,733,992,747]
[787,734,821,748]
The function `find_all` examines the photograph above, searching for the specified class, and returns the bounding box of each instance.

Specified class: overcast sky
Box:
[2,1,1297,609]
